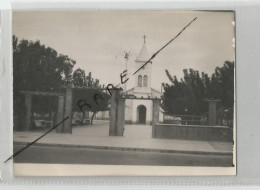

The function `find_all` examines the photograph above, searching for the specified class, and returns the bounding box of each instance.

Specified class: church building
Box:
[95,38,164,124]
[125,40,163,125]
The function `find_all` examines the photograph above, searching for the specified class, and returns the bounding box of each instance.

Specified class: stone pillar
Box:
[56,95,65,133]
[109,89,124,136]
[109,90,119,136]
[208,101,217,126]
[63,88,73,133]
[116,97,125,136]
[152,99,160,138]
[24,94,32,131]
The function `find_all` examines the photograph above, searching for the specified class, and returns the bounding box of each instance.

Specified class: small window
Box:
[138,75,142,87]
[143,75,148,87]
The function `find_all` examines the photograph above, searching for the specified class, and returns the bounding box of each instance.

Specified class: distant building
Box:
[94,110,110,120]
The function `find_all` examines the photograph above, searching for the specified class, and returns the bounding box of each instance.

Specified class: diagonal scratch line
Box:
[133,17,197,76]
[4,116,69,163]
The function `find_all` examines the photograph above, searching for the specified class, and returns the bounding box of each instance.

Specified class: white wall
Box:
[125,99,133,121]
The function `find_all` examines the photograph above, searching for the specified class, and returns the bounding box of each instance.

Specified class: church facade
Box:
[95,40,164,125]
[125,42,163,125]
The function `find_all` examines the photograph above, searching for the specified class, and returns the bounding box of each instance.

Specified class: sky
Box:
[13,11,235,91]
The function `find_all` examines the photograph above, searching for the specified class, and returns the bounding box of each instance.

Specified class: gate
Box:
[109,89,161,137]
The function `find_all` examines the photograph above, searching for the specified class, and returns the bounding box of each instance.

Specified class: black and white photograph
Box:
[12,10,235,176]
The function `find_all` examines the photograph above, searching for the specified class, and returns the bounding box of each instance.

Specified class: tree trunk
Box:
[72,111,75,122]
[81,111,86,124]
[86,111,89,119]
[90,111,96,125]
[181,116,184,125]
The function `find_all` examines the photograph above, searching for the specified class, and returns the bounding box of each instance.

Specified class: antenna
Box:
[124,50,131,92]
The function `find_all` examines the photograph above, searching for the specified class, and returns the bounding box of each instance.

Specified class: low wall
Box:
[154,124,233,141]
[126,120,152,125]
[125,120,132,124]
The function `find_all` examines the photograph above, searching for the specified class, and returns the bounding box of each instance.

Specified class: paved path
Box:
[14,120,233,155]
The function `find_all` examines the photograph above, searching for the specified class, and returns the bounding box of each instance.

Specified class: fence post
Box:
[24,94,32,131]
[56,95,65,133]
[207,99,221,126]
[152,99,160,138]
[109,89,119,136]
[63,88,73,133]
[116,97,125,136]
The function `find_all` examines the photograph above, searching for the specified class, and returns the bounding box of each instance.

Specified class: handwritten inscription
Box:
[120,70,129,84]
[76,83,119,112]
[77,100,92,112]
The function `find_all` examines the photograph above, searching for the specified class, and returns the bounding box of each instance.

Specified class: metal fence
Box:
[163,113,233,127]
[163,114,207,125]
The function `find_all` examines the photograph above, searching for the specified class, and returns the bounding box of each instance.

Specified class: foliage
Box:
[72,89,110,113]
[161,61,234,123]
[72,71,109,124]
[13,35,76,115]
[13,36,109,124]
[13,35,75,95]
[72,69,101,88]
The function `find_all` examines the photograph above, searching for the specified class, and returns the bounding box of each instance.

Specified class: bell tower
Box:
[134,35,152,94]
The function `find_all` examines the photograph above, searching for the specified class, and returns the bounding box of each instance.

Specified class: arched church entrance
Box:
[137,105,146,124]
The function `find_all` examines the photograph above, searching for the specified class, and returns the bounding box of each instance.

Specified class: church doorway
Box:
[137,105,146,124]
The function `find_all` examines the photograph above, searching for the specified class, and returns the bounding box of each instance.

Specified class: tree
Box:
[161,61,234,126]
[72,88,110,124]
[85,72,100,88]
[13,36,75,94]
[72,70,101,88]
[72,68,86,87]
[213,61,234,109]
[162,68,208,115]
[212,61,234,126]
[13,35,76,117]
[72,69,108,124]
[13,35,109,127]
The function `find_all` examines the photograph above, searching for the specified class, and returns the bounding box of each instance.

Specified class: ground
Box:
[13,120,234,167]
[13,145,233,166]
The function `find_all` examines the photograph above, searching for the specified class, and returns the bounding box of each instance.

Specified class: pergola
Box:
[20,87,107,133]
[20,90,67,133]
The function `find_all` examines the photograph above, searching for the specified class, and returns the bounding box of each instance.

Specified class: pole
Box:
[125,58,127,92]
